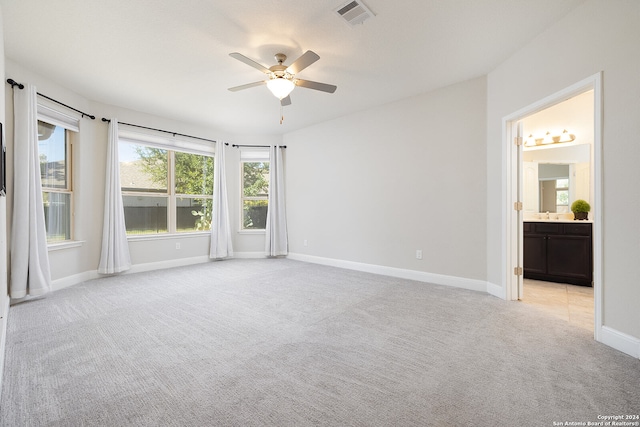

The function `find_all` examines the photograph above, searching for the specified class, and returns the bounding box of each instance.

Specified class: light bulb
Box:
[267,78,295,100]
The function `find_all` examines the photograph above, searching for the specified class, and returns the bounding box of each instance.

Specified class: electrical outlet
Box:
[176,243,181,250]
[303,239,308,247]
[416,249,422,260]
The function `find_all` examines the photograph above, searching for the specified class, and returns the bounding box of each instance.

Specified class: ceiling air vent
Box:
[335,0,375,27]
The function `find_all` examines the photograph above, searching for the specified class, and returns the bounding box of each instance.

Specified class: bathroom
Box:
[520,89,595,330]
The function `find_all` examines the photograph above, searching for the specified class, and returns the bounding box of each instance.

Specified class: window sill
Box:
[238,229,266,235]
[126,232,210,242]
[47,240,85,251]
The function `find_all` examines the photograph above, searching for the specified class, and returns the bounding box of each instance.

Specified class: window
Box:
[39,120,72,243]
[119,141,214,235]
[556,178,569,208]
[240,150,270,230]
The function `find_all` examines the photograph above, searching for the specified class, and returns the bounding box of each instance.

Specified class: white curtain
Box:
[210,141,233,259]
[98,119,131,274]
[10,84,51,298]
[265,145,288,256]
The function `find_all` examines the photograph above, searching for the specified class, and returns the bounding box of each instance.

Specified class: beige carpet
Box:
[1,259,638,426]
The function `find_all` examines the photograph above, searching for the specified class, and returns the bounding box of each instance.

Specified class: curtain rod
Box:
[232,144,287,148]
[7,78,96,120]
[101,118,225,145]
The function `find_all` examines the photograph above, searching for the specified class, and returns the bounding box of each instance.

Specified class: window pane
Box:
[175,152,214,195]
[122,195,168,235]
[556,178,569,189]
[43,192,71,242]
[243,162,269,197]
[243,200,268,229]
[557,190,569,206]
[177,197,212,232]
[38,121,67,189]
[119,143,167,192]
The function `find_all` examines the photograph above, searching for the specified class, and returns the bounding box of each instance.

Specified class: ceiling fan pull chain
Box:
[280,104,284,124]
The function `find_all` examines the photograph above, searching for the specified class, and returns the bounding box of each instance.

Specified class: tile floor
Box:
[521,278,594,332]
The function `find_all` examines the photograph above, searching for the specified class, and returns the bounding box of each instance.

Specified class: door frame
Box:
[502,72,603,341]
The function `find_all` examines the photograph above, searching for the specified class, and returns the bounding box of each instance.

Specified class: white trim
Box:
[502,72,603,342]
[600,326,640,359]
[47,240,85,251]
[37,102,80,132]
[126,232,210,242]
[237,229,266,235]
[125,256,211,274]
[118,129,215,156]
[50,256,211,292]
[0,297,10,402]
[288,253,489,293]
[592,74,604,341]
[45,253,268,293]
[233,251,266,259]
[486,282,506,299]
[51,270,100,292]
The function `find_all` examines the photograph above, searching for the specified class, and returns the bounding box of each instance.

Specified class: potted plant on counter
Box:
[571,199,591,220]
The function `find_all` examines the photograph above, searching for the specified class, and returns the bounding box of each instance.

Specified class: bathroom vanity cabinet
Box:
[523,221,593,286]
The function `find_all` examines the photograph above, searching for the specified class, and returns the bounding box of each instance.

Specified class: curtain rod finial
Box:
[6,78,24,89]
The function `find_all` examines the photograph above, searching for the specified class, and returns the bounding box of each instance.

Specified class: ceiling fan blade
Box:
[286,50,320,74]
[295,79,337,94]
[228,81,266,92]
[229,52,270,74]
[280,95,292,106]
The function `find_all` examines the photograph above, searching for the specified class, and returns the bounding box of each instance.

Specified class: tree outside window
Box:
[242,161,269,229]
[119,143,213,235]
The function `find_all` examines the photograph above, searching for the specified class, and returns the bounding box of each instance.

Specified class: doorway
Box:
[503,73,603,341]
[520,90,594,331]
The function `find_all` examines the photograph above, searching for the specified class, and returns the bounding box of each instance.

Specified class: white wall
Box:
[3,60,274,285]
[284,76,487,281]
[487,0,640,339]
[522,90,594,147]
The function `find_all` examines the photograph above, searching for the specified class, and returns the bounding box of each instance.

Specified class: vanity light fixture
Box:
[558,129,576,143]
[523,129,577,148]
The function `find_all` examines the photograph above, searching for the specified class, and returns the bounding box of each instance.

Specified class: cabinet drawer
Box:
[563,223,592,236]
[534,223,562,234]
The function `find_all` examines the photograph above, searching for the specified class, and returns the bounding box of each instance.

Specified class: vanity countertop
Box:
[525,218,593,223]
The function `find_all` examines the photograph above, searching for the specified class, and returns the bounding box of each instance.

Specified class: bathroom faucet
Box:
[546,211,550,219]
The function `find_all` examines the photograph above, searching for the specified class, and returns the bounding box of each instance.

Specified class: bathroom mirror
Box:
[522,143,591,216]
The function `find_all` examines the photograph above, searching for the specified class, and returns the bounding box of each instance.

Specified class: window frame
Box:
[37,108,77,244]
[118,130,215,237]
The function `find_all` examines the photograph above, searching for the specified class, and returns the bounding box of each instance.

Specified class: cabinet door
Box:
[524,234,546,274]
[546,235,592,281]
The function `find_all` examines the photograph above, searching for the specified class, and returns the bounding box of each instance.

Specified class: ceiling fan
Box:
[228,50,337,106]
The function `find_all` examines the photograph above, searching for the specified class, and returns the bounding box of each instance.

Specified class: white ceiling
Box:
[1,0,585,135]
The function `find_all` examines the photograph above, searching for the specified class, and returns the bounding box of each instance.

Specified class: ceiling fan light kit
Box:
[228,50,337,113]
[266,77,295,100]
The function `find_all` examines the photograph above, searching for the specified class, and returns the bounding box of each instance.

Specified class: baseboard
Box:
[288,252,488,293]
[233,252,267,259]
[486,282,506,299]
[51,271,101,292]
[600,326,640,359]
[0,297,10,402]
[126,255,212,275]
[51,253,268,292]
